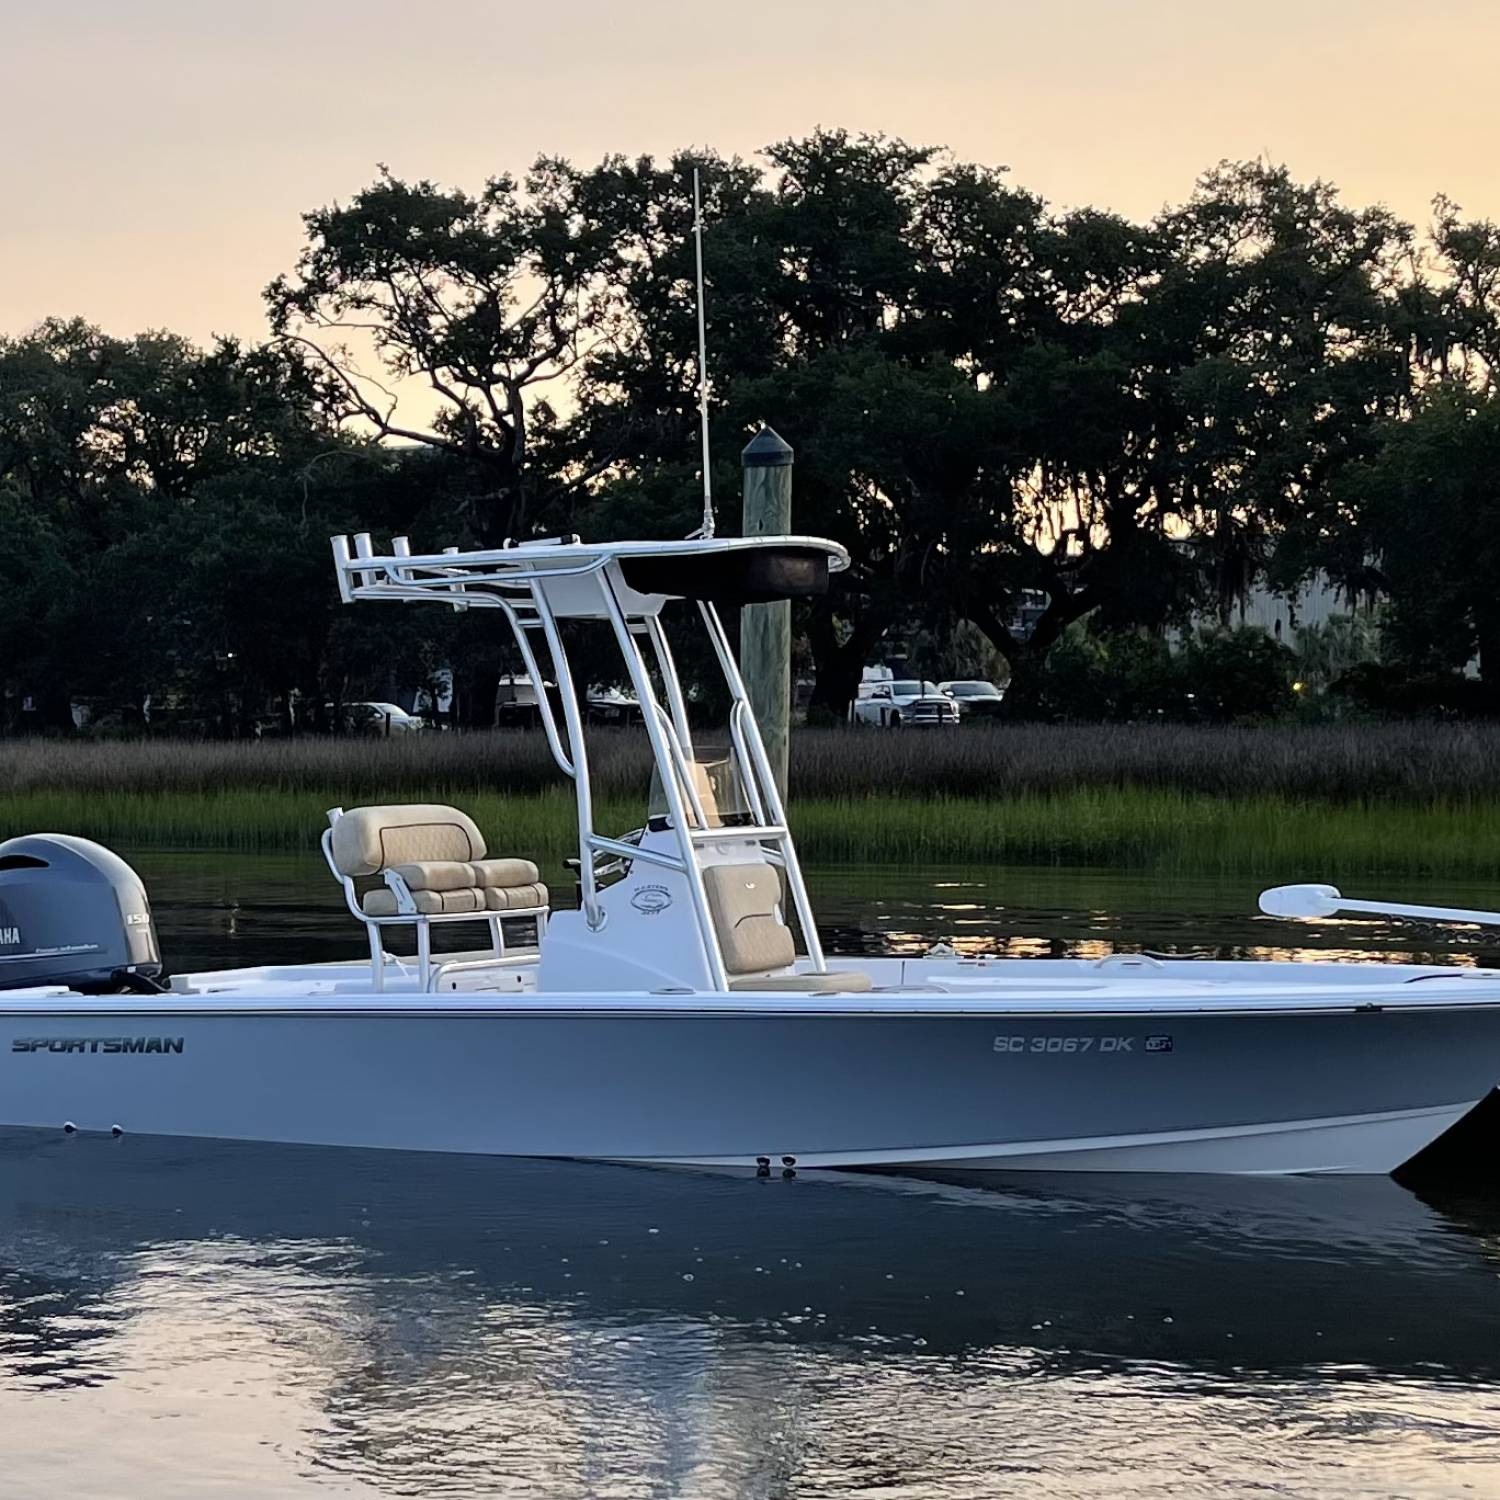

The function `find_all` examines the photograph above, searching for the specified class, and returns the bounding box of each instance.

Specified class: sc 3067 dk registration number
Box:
[993,1035,1137,1054]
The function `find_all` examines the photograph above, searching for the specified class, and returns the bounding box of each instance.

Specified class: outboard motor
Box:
[0,835,163,993]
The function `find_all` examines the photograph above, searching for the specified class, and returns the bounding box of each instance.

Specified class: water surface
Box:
[133,848,1500,973]
[4,853,1500,1498]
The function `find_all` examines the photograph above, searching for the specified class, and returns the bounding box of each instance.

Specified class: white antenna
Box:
[690,166,714,539]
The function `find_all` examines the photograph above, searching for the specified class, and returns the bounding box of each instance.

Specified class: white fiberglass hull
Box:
[663,1104,1475,1176]
[3,958,1500,1176]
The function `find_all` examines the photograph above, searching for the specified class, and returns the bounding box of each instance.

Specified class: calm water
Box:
[5,852,1500,1498]
[130,848,1500,973]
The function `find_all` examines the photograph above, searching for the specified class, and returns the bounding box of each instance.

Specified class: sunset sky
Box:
[3,0,1496,349]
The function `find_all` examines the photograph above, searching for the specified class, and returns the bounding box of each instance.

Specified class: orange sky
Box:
[3,0,1496,348]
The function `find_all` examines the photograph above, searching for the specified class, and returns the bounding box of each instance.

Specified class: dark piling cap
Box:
[741,425,793,468]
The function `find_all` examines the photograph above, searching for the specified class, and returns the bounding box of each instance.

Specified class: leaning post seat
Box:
[702,861,871,994]
[323,804,548,990]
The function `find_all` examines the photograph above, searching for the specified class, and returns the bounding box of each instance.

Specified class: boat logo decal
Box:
[630,884,673,915]
[0,927,19,946]
[1145,1035,1174,1053]
[3,943,102,961]
[12,1037,185,1055]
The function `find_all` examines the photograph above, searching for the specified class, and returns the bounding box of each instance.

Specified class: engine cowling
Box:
[0,835,162,993]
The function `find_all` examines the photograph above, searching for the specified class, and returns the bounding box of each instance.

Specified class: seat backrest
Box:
[702,861,795,976]
[687,761,722,829]
[329,804,487,878]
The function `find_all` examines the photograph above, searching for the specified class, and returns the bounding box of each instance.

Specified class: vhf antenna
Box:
[689,166,715,539]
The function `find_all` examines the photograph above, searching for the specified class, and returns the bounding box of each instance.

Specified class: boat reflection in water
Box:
[3,1133,1500,1497]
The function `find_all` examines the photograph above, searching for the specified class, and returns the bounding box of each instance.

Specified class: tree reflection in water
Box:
[3,1136,1500,1497]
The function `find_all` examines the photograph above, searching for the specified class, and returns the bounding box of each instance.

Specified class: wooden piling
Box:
[740,426,793,798]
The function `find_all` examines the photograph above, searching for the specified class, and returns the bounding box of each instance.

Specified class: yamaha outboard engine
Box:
[0,835,163,993]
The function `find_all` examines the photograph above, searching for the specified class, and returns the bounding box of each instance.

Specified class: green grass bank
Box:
[3,785,1498,878]
[4,725,1499,875]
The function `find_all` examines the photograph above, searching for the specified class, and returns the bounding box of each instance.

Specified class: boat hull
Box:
[2,999,1498,1175]
[662,1103,1474,1176]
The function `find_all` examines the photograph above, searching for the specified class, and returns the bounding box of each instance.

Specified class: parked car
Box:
[939,679,1007,720]
[851,678,960,728]
[339,701,426,735]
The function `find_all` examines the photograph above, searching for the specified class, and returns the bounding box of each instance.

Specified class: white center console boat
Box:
[3,530,1500,1176]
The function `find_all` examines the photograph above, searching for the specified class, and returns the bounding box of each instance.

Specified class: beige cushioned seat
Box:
[388,860,479,893]
[363,886,486,917]
[703,862,796,974]
[703,861,871,992]
[729,971,874,994]
[481,882,549,912]
[330,804,485,878]
[688,761,722,829]
[331,805,547,919]
[470,858,543,888]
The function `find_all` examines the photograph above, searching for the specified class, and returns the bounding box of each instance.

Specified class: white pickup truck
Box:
[850,678,960,728]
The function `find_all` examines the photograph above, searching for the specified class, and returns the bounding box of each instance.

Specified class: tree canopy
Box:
[4,132,1498,731]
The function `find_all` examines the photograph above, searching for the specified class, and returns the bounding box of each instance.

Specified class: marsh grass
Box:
[2,722,1499,803]
[792,792,1500,876]
[2,783,1497,877]
[3,725,1497,873]
[0,787,615,859]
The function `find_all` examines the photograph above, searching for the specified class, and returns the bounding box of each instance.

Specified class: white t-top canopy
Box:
[332,532,850,617]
